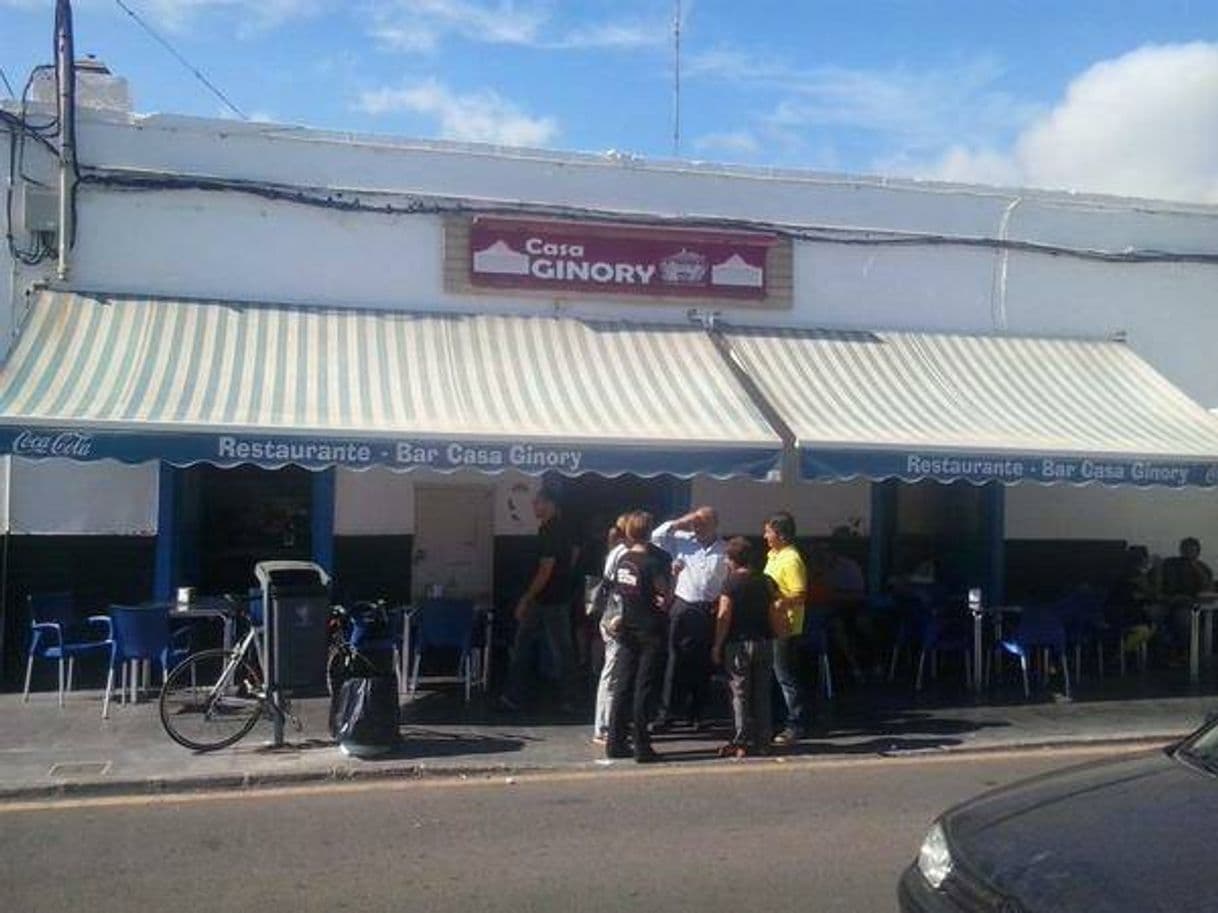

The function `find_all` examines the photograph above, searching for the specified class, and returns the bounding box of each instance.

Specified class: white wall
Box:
[691,477,870,538]
[7,458,158,535]
[335,467,540,536]
[1004,483,1218,559]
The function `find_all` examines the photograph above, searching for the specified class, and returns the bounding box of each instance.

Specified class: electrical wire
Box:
[74,165,1218,266]
[112,0,248,121]
[0,66,15,99]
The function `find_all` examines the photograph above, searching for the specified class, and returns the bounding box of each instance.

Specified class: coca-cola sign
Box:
[13,428,94,458]
[468,217,775,300]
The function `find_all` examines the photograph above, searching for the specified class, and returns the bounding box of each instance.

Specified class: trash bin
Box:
[256,561,332,697]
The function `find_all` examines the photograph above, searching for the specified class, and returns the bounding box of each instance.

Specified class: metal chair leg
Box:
[102,665,114,720]
[22,653,35,702]
[915,650,927,692]
[888,645,900,682]
[463,654,472,704]
[67,657,75,695]
[1073,646,1082,684]
[410,652,422,698]
[1020,655,1030,698]
[964,651,973,690]
[58,658,65,707]
[1061,649,1073,698]
[821,653,834,700]
[1097,643,1105,680]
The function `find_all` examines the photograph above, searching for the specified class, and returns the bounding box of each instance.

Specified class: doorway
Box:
[412,486,494,602]
[177,465,313,594]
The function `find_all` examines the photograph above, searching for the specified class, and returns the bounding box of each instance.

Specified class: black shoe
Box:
[634,748,664,764]
[648,718,672,734]
[605,743,632,760]
[495,694,521,713]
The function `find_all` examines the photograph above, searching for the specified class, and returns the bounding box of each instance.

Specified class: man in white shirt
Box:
[650,506,729,731]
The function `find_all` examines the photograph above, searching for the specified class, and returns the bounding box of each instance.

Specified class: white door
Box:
[412,486,494,602]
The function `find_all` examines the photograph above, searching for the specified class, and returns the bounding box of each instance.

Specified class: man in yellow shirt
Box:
[763,511,809,745]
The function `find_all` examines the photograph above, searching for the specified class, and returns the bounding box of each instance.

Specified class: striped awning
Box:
[724,326,1218,487]
[0,291,782,478]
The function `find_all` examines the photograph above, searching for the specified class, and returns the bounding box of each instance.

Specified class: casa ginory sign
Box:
[468,217,777,300]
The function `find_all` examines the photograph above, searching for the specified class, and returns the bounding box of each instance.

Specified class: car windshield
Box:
[1178,720,1218,771]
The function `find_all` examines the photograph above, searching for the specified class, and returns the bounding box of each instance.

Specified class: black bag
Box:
[586,554,625,625]
[331,675,400,756]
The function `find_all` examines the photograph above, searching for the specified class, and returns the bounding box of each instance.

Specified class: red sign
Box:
[468,218,775,300]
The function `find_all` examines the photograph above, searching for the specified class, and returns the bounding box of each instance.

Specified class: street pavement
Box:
[0,743,1151,913]
[1,684,1212,800]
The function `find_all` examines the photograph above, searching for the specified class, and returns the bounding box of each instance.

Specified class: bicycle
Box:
[159,594,300,752]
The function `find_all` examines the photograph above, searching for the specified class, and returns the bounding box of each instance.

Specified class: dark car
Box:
[899,719,1218,913]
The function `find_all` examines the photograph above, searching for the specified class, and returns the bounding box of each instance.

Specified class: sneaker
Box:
[771,727,803,746]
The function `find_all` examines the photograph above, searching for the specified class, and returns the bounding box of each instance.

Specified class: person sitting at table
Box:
[1105,545,1156,656]
[1155,537,1214,662]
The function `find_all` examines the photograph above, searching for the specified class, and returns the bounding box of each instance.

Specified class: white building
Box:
[4,64,1218,684]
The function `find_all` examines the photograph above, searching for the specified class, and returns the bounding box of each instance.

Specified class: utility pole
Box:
[55,0,76,282]
[672,0,681,157]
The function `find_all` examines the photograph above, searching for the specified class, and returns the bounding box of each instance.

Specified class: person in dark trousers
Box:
[499,488,579,712]
[650,507,728,731]
[607,511,672,763]
[764,511,810,745]
[712,537,776,758]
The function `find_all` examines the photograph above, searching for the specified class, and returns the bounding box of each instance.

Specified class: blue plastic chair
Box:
[915,611,973,692]
[408,598,478,702]
[105,605,192,719]
[1057,590,1108,682]
[800,610,835,700]
[23,592,114,707]
[999,606,1072,698]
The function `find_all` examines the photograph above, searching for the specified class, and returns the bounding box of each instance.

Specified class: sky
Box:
[4,1,1218,203]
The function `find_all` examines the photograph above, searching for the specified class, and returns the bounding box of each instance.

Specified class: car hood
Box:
[945,751,1218,913]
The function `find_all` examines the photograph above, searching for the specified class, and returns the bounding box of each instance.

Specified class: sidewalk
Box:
[2,682,1215,801]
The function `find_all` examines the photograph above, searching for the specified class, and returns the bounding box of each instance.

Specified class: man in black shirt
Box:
[499,489,579,711]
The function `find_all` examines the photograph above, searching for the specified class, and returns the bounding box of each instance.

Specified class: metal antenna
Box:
[672,0,681,157]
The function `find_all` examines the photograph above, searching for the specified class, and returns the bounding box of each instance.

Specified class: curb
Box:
[0,731,1186,805]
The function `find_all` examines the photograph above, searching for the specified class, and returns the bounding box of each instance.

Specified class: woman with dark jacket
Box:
[606,510,672,763]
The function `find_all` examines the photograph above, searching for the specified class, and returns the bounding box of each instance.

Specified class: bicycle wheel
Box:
[159,648,265,751]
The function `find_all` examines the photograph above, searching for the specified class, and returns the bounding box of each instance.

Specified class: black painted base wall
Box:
[0,535,157,691]
[333,535,413,605]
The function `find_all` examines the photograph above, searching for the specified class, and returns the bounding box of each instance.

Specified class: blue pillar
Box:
[311,469,336,575]
[868,481,895,596]
[986,482,1006,605]
[153,462,176,601]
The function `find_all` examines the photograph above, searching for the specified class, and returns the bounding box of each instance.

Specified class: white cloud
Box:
[368,1,664,53]
[694,130,760,157]
[356,78,558,146]
[689,49,1036,157]
[923,43,1218,203]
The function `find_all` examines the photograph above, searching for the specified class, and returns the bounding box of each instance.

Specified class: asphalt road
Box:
[0,746,1142,913]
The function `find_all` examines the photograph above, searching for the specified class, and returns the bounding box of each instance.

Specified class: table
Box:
[971,604,1022,692]
[115,599,237,702]
[1189,593,1218,683]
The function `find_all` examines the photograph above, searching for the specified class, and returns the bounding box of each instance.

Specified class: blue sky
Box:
[4,1,1218,200]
